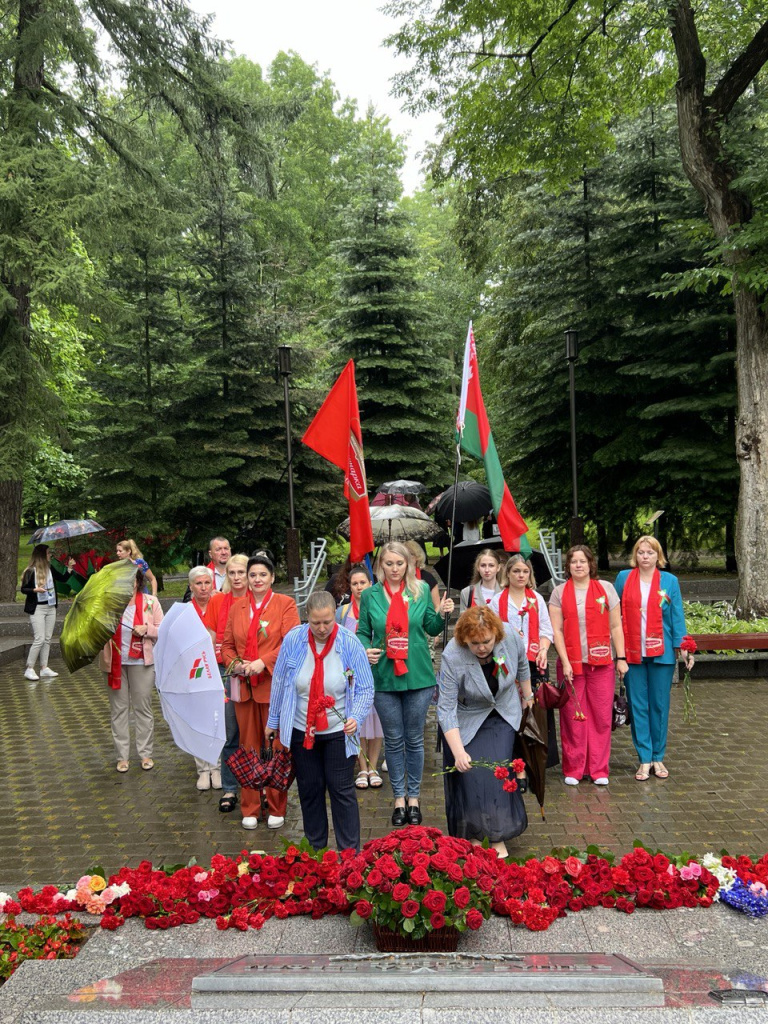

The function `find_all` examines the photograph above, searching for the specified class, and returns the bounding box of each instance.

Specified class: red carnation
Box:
[453,886,471,908]
[401,899,420,918]
[502,779,518,793]
[354,900,373,919]
[511,758,526,773]
[465,908,483,930]
[494,766,510,779]
[430,912,446,930]
[321,694,336,708]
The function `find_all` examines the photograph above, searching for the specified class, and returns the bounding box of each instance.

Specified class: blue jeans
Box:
[625,659,675,762]
[374,687,434,800]
[220,672,240,794]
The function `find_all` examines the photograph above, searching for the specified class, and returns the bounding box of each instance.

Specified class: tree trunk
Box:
[734,287,768,615]
[0,480,23,601]
[595,519,609,570]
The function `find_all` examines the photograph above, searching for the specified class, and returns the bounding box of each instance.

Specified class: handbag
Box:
[226,746,274,789]
[612,680,631,731]
[535,667,570,710]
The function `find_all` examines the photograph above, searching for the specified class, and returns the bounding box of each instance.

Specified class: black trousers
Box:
[290,729,360,852]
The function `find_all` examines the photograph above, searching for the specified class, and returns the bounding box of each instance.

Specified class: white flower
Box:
[701,852,736,899]
[0,892,12,912]
[65,889,78,902]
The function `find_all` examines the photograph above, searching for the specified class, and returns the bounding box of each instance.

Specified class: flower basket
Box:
[372,923,460,952]
[341,825,501,944]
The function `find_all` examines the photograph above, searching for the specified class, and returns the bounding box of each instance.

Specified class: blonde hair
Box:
[117,538,143,560]
[630,535,667,568]
[24,545,50,588]
[404,540,426,569]
[221,554,249,593]
[470,548,502,586]
[376,542,422,600]
[503,553,537,589]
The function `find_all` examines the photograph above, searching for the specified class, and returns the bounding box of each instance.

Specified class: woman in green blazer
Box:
[357,541,454,827]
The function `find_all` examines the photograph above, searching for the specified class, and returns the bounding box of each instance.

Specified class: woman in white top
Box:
[459,549,503,612]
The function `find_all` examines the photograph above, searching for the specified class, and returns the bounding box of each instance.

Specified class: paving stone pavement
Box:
[0,654,766,887]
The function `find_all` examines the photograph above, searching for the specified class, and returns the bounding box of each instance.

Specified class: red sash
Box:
[561,579,612,672]
[621,568,665,663]
[384,581,409,676]
[499,589,540,660]
[215,592,237,664]
[304,623,340,749]
[109,594,145,689]
[243,590,273,681]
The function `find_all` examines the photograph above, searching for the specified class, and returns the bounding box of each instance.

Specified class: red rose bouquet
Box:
[679,635,698,723]
[340,825,502,940]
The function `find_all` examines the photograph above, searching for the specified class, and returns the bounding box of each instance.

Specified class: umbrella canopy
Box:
[433,482,492,527]
[377,479,426,495]
[28,519,104,546]
[154,603,225,764]
[370,492,422,508]
[518,702,549,820]
[434,540,551,591]
[424,491,445,516]
[337,505,442,544]
[60,559,138,672]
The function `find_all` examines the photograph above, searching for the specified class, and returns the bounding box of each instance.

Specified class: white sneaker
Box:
[564,776,580,786]
[39,667,59,679]
[210,769,222,790]
[24,667,39,681]
[593,777,609,786]
[381,760,388,772]
[241,816,258,829]
[267,815,285,829]
[196,771,211,791]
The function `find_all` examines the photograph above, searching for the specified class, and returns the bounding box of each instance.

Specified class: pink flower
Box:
[680,863,702,881]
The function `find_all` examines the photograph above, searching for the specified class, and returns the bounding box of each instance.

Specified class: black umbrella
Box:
[433,482,492,527]
[377,480,425,495]
[518,702,549,820]
[434,540,551,591]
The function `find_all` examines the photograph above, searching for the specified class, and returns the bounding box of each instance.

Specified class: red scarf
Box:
[215,592,237,664]
[384,581,409,676]
[622,568,665,663]
[499,588,541,660]
[243,590,273,680]
[414,567,422,580]
[560,579,612,673]
[304,623,340,749]
[108,593,145,690]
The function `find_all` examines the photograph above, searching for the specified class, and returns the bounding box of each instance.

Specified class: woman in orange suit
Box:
[221,554,300,831]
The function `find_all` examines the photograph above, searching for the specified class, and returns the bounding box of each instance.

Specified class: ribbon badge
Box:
[657,589,670,607]
[492,656,509,678]
[259,619,269,638]
[595,595,607,614]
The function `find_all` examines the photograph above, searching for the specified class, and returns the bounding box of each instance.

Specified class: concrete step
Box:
[0,616,63,638]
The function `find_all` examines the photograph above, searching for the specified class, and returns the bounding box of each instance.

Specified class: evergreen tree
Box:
[329,108,451,491]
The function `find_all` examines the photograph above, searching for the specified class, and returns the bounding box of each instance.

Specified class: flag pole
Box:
[441,442,462,647]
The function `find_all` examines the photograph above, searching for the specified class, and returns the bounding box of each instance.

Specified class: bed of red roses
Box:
[1,827,767,978]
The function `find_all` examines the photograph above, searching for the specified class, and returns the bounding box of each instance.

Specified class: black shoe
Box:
[391,805,408,827]
[406,803,422,825]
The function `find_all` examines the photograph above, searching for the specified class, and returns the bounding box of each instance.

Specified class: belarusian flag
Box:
[457,323,530,554]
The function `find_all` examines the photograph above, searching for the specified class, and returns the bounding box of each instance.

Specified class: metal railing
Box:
[293,538,327,616]
[537,528,566,586]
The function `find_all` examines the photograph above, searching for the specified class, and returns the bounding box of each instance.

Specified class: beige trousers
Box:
[107,664,155,761]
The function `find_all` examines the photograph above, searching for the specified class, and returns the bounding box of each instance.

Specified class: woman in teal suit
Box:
[357,541,454,826]
[615,536,694,782]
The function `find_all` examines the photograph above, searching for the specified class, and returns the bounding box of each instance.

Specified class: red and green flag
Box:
[457,323,531,555]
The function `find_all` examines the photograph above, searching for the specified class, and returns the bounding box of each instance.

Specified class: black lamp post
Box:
[565,328,584,546]
[277,344,301,581]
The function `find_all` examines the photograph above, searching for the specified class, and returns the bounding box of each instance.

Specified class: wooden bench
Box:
[690,632,768,651]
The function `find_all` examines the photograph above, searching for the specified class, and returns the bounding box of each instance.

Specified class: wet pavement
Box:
[0,653,766,888]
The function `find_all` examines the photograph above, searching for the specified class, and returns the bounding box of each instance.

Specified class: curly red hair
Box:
[453,605,506,647]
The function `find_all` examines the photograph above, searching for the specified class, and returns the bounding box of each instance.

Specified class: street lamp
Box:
[277,344,301,582]
[565,329,584,546]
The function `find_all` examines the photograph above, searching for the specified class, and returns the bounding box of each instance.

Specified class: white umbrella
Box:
[153,603,225,764]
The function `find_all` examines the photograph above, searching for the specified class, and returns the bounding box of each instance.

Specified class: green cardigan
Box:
[357,581,444,692]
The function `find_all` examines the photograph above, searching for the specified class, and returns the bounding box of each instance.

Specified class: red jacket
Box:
[221,592,300,703]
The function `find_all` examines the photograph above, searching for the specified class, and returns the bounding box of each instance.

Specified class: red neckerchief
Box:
[499,588,540,659]
[215,592,237,663]
[192,598,208,624]
[622,568,664,663]
[109,593,144,689]
[243,590,273,679]
[349,595,359,620]
[384,580,409,676]
[414,567,422,580]
[304,623,340,749]
[561,579,612,673]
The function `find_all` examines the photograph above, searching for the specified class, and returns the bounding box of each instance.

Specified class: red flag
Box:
[302,361,374,561]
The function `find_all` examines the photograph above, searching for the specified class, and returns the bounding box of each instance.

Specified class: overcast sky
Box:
[186,0,439,194]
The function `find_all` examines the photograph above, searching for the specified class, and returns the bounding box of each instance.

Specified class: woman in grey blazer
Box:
[438,606,535,857]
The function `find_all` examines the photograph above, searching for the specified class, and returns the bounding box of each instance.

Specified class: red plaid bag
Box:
[226,746,273,789]
[267,746,295,792]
